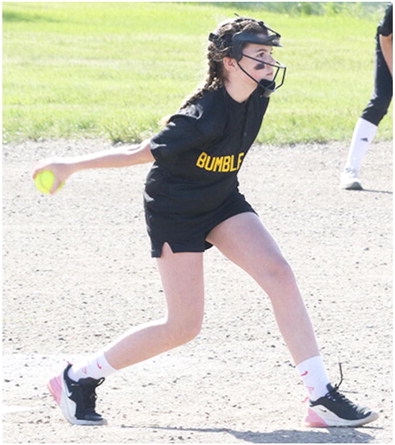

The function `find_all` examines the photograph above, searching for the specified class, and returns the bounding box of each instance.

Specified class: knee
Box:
[362,97,391,125]
[165,316,203,347]
[263,255,296,286]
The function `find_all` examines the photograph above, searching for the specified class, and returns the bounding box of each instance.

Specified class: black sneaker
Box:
[48,363,106,425]
[304,382,378,427]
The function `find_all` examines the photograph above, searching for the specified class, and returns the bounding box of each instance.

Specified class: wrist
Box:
[62,158,82,176]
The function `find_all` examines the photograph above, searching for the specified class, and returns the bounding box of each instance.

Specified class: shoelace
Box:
[80,377,105,411]
[344,168,360,179]
[333,362,344,391]
[326,362,346,401]
[325,363,361,410]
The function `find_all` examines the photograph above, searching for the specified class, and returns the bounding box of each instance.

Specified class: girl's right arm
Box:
[32,139,155,193]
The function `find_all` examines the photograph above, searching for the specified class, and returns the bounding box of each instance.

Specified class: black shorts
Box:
[144,190,256,258]
[361,37,393,126]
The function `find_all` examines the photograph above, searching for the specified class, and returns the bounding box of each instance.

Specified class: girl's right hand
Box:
[32,158,75,194]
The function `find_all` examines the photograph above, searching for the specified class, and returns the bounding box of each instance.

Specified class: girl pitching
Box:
[34,16,378,428]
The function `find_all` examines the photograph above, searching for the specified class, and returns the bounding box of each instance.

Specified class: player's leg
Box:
[361,42,393,128]
[48,243,205,424]
[341,43,392,190]
[340,117,378,190]
[207,211,319,365]
[104,243,205,369]
[206,212,378,427]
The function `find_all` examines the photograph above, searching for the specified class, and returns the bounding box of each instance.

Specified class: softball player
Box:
[34,16,378,427]
[340,3,392,190]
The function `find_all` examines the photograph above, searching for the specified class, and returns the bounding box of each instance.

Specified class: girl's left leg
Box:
[207,211,319,365]
[206,212,379,427]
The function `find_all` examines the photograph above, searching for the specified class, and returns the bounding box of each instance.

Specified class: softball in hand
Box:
[34,170,64,194]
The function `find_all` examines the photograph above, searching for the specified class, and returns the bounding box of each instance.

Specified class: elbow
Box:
[126,139,155,165]
[139,140,155,164]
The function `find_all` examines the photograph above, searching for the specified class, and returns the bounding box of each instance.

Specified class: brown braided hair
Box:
[178,16,270,110]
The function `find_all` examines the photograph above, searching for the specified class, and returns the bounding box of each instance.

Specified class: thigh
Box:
[375,47,393,98]
[156,243,205,325]
[206,212,288,283]
[363,48,393,124]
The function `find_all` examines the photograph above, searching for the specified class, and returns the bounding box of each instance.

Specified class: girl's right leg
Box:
[48,243,205,424]
[104,243,205,369]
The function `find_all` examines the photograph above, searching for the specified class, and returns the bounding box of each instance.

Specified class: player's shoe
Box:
[304,383,378,427]
[340,168,363,190]
[47,363,106,425]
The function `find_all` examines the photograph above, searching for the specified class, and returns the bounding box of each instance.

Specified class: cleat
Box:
[340,168,363,190]
[304,384,378,427]
[48,363,106,425]
[304,365,378,428]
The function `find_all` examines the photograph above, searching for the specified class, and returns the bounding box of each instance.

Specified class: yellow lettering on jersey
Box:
[237,152,245,170]
[196,152,208,168]
[222,156,231,172]
[205,155,215,171]
[196,151,245,173]
[212,156,223,172]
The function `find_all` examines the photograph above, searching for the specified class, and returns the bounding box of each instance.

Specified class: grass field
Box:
[2,2,392,144]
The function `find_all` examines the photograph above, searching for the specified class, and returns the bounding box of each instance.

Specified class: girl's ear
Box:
[222,57,238,73]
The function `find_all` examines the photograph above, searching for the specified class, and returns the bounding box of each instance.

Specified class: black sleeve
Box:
[150,97,224,162]
[379,3,393,36]
[150,114,207,162]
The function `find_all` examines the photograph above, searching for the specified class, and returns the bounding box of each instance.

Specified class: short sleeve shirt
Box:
[378,3,393,36]
[144,86,269,216]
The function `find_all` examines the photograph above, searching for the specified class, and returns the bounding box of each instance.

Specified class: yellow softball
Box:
[34,170,64,194]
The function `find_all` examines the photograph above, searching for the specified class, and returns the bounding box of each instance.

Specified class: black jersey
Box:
[145,86,269,216]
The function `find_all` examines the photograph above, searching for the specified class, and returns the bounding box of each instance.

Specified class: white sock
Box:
[68,351,117,382]
[296,355,330,401]
[345,118,378,171]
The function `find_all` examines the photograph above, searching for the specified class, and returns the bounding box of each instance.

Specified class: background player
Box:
[340,3,392,190]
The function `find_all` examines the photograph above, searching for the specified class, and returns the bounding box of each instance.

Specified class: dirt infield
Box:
[2,139,392,443]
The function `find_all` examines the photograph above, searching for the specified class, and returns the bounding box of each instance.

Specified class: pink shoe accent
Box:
[47,374,63,405]
[304,408,328,427]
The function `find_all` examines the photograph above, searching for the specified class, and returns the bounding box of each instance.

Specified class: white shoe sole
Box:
[304,406,379,427]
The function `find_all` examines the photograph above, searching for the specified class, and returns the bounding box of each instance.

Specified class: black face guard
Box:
[237,53,287,98]
[231,26,286,97]
[209,19,287,97]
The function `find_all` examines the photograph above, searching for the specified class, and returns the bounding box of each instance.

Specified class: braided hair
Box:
[178,16,269,110]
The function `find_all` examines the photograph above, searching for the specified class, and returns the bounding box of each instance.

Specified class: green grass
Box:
[2,2,392,144]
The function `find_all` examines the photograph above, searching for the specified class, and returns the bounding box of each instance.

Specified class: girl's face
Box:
[238,43,276,83]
